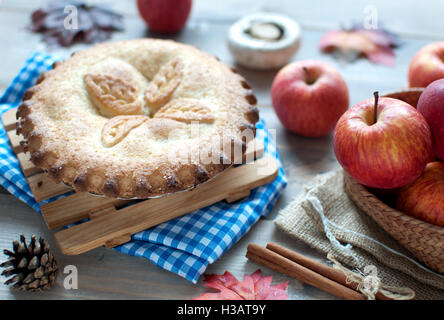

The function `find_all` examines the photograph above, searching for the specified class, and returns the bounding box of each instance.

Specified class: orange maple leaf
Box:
[192,269,288,300]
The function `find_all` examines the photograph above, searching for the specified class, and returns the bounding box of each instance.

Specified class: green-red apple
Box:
[334,94,433,189]
[397,161,444,227]
[417,79,444,160]
[271,60,349,137]
[408,42,444,88]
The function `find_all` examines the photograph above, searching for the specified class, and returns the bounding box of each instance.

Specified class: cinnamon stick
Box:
[266,242,389,300]
[246,243,366,300]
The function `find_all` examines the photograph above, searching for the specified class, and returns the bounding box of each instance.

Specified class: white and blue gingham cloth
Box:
[0,52,287,283]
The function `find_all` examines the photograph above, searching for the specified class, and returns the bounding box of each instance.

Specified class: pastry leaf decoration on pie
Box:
[101,115,148,147]
[145,57,183,113]
[84,73,144,117]
[89,58,212,147]
[155,98,215,124]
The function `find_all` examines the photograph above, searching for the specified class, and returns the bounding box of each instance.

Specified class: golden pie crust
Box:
[16,39,259,198]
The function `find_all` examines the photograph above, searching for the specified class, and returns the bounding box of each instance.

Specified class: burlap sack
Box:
[275,169,444,300]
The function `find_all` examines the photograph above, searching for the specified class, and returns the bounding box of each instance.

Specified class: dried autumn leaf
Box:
[192,269,288,300]
[29,0,124,47]
[319,24,400,66]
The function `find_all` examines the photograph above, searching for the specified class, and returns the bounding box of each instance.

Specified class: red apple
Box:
[137,0,192,33]
[408,42,444,88]
[271,60,349,137]
[417,79,444,160]
[397,161,444,227]
[334,93,433,189]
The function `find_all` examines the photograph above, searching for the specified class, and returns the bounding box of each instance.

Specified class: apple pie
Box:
[16,39,259,198]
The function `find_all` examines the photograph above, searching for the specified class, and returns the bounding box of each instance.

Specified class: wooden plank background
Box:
[0,0,442,299]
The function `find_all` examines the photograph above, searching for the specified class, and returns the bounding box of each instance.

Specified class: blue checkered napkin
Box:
[0,52,287,283]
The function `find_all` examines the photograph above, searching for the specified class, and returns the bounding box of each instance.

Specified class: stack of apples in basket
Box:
[271,42,444,229]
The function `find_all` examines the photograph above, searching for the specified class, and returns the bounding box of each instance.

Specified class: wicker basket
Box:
[343,88,444,274]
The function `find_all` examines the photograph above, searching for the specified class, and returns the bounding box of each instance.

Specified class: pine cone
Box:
[1,235,58,292]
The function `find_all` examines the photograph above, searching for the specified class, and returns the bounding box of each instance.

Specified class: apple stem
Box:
[373,91,379,124]
[303,67,315,85]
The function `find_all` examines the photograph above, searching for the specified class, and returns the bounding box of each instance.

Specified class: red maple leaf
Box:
[319,26,400,66]
[192,269,288,300]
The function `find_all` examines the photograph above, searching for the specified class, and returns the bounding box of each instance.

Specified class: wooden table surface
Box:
[0,0,442,300]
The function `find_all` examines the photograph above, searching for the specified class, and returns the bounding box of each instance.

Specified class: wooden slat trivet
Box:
[2,107,278,255]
